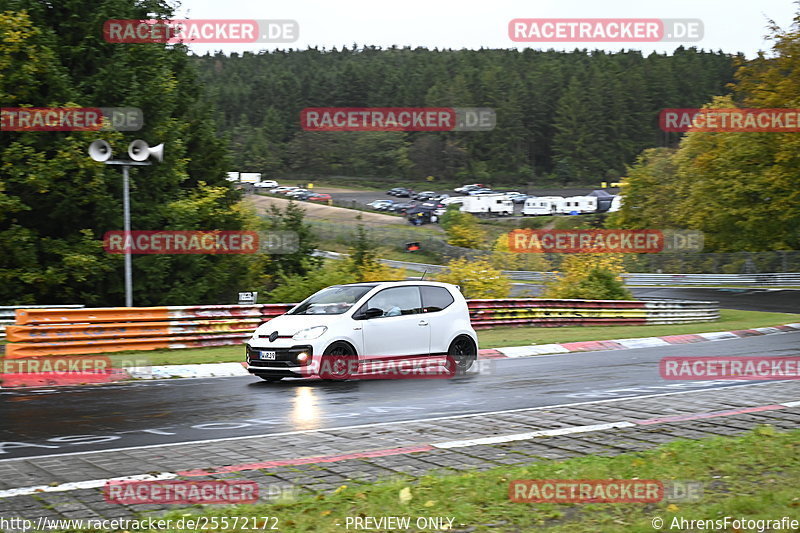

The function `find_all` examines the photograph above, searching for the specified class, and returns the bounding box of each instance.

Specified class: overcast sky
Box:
[172,0,798,58]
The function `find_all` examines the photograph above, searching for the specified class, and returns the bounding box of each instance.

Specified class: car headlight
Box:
[292,326,327,340]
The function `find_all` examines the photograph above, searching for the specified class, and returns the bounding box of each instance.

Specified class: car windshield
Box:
[288,285,374,315]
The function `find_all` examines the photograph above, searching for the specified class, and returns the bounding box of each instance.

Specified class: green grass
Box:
[40,308,796,367]
[51,425,799,532]
[477,309,800,349]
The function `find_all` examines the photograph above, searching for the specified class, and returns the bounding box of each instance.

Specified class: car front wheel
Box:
[320,341,357,380]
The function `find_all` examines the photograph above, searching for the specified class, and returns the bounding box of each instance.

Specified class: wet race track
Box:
[2,285,798,460]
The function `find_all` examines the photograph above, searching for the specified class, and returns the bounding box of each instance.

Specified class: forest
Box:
[193,46,738,184]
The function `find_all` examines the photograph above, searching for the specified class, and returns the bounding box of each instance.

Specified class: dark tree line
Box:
[1,0,258,306]
[194,45,739,184]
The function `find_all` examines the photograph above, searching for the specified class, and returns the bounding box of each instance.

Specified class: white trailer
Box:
[456,194,514,216]
[239,172,262,183]
[558,196,598,214]
[608,195,622,213]
[522,196,564,216]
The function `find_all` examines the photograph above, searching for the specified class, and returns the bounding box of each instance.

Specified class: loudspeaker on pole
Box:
[128,140,164,162]
[88,140,113,162]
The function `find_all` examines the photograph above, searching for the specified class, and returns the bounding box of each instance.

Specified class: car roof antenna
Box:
[420,269,427,281]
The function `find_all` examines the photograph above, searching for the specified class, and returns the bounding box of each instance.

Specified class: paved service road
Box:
[2,332,797,460]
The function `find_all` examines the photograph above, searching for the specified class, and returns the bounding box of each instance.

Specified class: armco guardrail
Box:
[466,298,718,329]
[378,257,800,286]
[621,272,800,286]
[5,305,293,358]
[4,298,718,357]
[0,305,84,338]
[506,271,800,286]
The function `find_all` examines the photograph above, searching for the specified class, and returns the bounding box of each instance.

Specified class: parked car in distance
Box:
[392,188,412,197]
[292,191,312,200]
[368,199,393,210]
[468,188,494,195]
[505,192,528,204]
[387,187,405,196]
[244,281,479,382]
[270,186,297,194]
[253,180,279,189]
[454,183,484,193]
[413,191,438,200]
[286,188,309,197]
[390,201,416,214]
[308,193,332,203]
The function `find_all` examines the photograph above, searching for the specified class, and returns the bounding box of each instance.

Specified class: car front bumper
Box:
[245,343,315,378]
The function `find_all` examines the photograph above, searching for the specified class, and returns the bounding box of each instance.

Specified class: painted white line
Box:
[432,421,636,449]
[780,400,800,408]
[752,327,782,335]
[615,337,671,349]
[0,473,177,499]
[497,346,542,358]
[522,344,571,355]
[133,362,249,380]
[0,381,784,464]
[696,331,741,341]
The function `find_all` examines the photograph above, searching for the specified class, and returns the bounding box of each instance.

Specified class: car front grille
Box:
[246,345,312,367]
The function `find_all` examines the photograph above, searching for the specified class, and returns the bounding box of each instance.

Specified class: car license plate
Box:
[260,351,276,360]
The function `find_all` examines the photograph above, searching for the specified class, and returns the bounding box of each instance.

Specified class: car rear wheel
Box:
[448,335,477,375]
[320,341,357,380]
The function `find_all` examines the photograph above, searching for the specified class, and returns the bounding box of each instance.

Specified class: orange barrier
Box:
[5,319,261,342]
[15,305,270,325]
[5,333,251,358]
[8,304,295,358]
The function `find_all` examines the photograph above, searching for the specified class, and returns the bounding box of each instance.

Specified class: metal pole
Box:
[122,165,133,307]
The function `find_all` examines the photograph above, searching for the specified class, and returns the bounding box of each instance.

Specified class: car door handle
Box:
[418,320,428,326]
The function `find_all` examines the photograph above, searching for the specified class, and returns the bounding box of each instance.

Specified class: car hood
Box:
[254,313,344,336]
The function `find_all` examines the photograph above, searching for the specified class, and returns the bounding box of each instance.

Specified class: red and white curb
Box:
[479,323,800,359]
[2,397,798,499]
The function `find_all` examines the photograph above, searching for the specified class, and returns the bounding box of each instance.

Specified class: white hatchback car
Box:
[245,281,478,382]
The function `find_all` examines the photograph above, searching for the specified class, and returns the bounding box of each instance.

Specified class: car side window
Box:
[364,286,422,317]
[420,286,454,313]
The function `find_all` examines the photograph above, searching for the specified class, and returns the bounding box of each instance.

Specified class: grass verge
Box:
[51,425,799,532]
[476,309,800,349]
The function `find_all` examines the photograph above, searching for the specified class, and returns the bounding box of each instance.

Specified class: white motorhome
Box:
[559,196,598,214]
[454,194,513,216]
[522,196,564,216]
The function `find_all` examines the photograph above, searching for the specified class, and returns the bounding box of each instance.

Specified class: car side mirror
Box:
[356,307,384,320]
